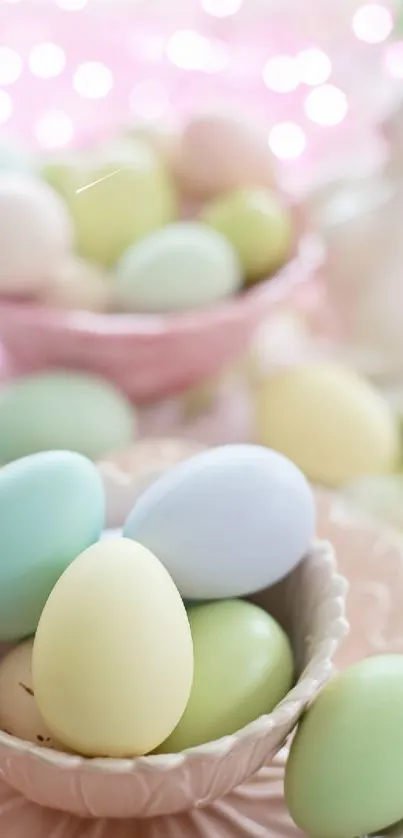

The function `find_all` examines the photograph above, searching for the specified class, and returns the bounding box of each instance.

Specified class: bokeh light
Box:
[384,41,403,78]
[268,122,306,160]
[305,84,348,126]
[56,0,88,9]
[0,91,13,125]
[296,48,332,86]
[263,55,299,93]
[73,62,113,99]
[35,111,74,148]
[352,4,393,44]
[0,48,23,86]
[29,43,66,79]
[201,0,243,17]
[167,30,228,73]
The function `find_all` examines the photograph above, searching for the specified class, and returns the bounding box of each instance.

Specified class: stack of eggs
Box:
[0,113,294,316]
[0,443,315,757]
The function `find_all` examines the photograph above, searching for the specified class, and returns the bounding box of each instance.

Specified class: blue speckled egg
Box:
[0,450,105,641]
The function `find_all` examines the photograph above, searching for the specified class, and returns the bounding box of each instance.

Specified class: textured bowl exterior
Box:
[0,540,347,818]
[0,233,324,403]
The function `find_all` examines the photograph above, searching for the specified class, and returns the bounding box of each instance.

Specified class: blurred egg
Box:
[124,444,315,599]
[285,655,403,838]
[0,450,104,641]
[176,113,276,199]
[114,222,242,313]
[42,140,177,267]
[97,438,205,528]
[201,188,293,283]
[41,257,110,312]
[255,362,400,487]
[0,640,61,749]
[33,538,194,757]
[0,139,32,174]
[0,371,135,464]
[158,599,293,752]
[0,174,74,295]
[125,123,179,172]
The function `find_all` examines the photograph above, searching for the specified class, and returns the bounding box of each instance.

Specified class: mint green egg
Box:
[157,599,294,753]
[0,450,105,640]
[0,372,135,464]
[285,655,403,838]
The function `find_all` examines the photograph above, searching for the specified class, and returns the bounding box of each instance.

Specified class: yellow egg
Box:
[32,538,193,757]
[255,362,400,487]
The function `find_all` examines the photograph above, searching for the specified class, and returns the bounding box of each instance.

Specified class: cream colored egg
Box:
[32,538,193,757]
[42,257,111,312]
[255,362,400,487]
[0,640,60,749]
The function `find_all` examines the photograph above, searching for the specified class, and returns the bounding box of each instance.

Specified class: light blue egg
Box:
[0,450,105,641]
[123,444,315,600]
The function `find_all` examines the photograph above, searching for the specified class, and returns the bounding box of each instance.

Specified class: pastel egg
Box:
[0,371,135,464]
[255,363,400,487]
[176,113,276,199]
[123,444,315,600]
[0,450,104,640]
[114,222,242,313]
[0,174,74,295]
[33,538,194,757]
[97,438,205,528]
[0,640,61,749]
[201,188,293,283]
[42,140,177,267]
[41,257,111,312]
[285,655,403,838]
[158,599,293,752]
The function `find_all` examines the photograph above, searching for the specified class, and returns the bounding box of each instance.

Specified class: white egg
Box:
[123,444,315,599]
[0,174,74,295]
[114,222,242,313]
[0,640,60,749]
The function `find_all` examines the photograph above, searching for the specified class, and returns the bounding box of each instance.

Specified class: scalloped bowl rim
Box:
[0,232,325,338]
[0,539,348,775]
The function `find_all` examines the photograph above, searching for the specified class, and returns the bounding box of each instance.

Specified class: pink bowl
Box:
[0,229,324,404]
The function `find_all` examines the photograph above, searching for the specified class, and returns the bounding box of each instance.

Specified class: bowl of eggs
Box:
[0,441,347,819]
[0,113,324,403]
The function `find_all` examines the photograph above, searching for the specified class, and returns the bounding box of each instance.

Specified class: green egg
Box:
[42,140,177,267]
[201,188,293,284]
[285,655,403,838]
[0,372,135,463]
[157,599,294,753]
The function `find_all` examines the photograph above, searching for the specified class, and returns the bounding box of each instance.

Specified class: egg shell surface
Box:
[0,640,61,749]
[0,371,135,464]
[0,174,73,294]
[42,257,110,312]
[158,599,293,752]
[201,188,293,283]
[33,538,194,757]
[0,450,104,641]
[42,140,177,267]
[285,655,403,838]
[255,362,400,487]
[123,444,315,600]
[114,222,242,313]
[176,113,276,199]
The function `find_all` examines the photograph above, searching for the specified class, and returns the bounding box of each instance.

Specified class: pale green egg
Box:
[0,372,135,464]
[157,599,293,752]
[114,222,242,313]
[285,655,403,838]
[201,188,293,284]
[41,139,178,267]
